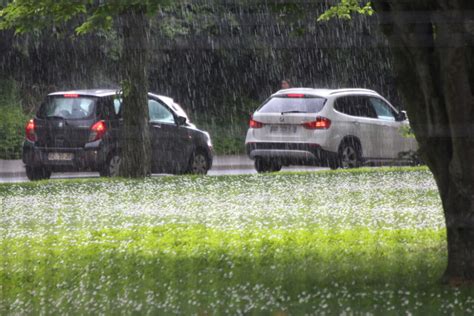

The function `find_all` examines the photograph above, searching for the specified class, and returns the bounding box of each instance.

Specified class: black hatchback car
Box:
[23,89,213,180]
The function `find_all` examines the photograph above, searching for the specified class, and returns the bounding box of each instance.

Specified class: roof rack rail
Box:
[329,88,378,95]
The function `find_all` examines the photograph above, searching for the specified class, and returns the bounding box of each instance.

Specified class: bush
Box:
[197,120,248,155]
[0,79,28,159]
[192,97,259,155]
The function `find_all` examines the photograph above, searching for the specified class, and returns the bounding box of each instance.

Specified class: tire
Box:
[408,150,424,166]
[271,162,282,172]
[99,153,121,177]
[25,165,51,181]
[338,141,361,169]
[328,156,339,170]
[188,150,209,175]
[255,157,282,173]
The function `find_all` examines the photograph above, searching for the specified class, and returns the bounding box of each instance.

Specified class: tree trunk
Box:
[119,9,151,178]
[373,0,474,284]
[443,184,474,284]
[436,0,474,283]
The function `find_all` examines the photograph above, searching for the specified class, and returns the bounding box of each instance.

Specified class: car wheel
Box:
[339,141,361,169]
[100,153,121,177]
[328,156,339,170]
[25,165,52,181]
[188,150,209,175]
[255,158,281,173]
[271,163,282,172]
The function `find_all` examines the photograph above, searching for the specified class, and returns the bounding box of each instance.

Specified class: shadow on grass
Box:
[2,225,472,314]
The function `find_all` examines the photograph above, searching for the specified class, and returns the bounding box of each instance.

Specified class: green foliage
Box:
[205,123,246,155]
[0,80,28,159]
[192,97,259,155]
[318,0,374,21]
[0,0,87,33]
[75,0,177,34]
[0,0,179,34]
[120,79,132,98]
[196,117,248,155]
[400,124,416,138]
[158,2,246,39]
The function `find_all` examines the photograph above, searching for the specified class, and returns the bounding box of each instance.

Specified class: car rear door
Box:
[96,96,121,150]
[333,95,382,158]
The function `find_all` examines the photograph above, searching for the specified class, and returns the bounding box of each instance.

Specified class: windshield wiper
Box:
[281,110,307,114]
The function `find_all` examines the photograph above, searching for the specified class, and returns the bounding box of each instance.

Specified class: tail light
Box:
[25,119,37,142]
[303,116,331,130]
[249,118,264,129]
[89,120,107,141]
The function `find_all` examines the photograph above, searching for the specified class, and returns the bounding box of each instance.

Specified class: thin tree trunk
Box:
[119,8,151,178]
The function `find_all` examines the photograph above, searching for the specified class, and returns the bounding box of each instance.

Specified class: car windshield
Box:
[258,96,326,113]
[38,96,96,119]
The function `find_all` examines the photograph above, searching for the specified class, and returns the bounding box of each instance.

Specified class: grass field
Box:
[1,168,474,314]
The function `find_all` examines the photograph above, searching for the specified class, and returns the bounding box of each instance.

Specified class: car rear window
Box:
[38,96,97,119]
[258,96,326,113]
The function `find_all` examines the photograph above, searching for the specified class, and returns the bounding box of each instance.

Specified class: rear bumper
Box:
[22,140,107,171]
[246,142,338,166]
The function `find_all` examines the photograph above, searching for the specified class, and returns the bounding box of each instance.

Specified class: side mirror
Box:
[176,116,187,126]
[397,110,407,121]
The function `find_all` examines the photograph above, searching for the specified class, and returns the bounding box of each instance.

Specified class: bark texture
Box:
[119,9,152,178]
[373,0,474,283]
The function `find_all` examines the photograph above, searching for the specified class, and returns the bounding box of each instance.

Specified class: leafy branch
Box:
[318,0,374,21]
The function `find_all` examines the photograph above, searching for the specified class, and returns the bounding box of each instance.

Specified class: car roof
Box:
[273,88,381,98]
[47,89,188,118]
[48,89,175,103]
[48,89,119,97]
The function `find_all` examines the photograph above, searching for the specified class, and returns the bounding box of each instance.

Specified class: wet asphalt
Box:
[0,156,326,183]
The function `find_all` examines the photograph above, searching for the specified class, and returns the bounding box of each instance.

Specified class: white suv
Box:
[245,88,418,172]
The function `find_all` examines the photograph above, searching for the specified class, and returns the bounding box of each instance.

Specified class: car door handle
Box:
[153,124,162,129]
[352,121,360,126]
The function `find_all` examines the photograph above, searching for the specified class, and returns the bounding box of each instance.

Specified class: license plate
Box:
[48,152,74,161]
[270,125,297,133]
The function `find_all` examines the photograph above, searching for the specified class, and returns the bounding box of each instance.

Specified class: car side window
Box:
[334,97,351,115]
[113,98,122,117]
[369,97,396,121]
[334,96,377,118]
[148,99,175,124]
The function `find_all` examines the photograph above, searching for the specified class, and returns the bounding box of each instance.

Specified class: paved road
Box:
[0,156,326,183]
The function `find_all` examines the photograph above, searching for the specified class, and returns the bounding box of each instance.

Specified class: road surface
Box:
[0,156,326,183]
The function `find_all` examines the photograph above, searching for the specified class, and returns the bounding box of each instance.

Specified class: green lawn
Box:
[1,168,474,314]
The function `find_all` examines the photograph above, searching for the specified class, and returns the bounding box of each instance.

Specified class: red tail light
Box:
[303,116,331,130]
[25,119,36,142]
[64,94,79,98]
[249,118,264,129]
[89,120,107,141]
